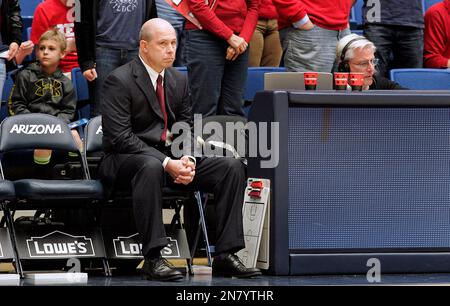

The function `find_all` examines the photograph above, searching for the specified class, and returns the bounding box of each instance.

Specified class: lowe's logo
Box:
[10,124,63,135]
[113,234,180,258]
[113,234,142,258]
[26,231,95,258]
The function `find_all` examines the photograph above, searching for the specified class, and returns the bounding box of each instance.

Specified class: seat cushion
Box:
[13,179,104,201]
[0,180,15,200]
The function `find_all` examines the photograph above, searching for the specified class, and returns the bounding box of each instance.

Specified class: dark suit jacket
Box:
[98,57,193,196]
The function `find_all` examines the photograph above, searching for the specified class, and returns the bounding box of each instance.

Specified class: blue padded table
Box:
[249,90,450,275]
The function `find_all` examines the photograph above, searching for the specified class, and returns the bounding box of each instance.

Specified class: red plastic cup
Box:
[334,72,349,90]
[349,72,365,91]
[304,72,318,90]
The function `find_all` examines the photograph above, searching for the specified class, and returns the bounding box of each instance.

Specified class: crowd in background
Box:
[0,0,449,122]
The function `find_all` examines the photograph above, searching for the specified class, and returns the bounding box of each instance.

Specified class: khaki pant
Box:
[248,19,283,67]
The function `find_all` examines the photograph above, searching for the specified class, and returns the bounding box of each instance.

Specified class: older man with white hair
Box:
[336,34,406,90]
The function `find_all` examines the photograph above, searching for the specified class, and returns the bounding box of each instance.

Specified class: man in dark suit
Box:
[99,18,261,281]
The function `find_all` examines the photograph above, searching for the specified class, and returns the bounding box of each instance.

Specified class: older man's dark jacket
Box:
[98,57,193,196]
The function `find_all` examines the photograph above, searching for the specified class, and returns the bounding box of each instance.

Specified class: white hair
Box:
[336,34,376,62]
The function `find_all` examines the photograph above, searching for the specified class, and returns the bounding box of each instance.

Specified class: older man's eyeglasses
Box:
[351,58,379,69]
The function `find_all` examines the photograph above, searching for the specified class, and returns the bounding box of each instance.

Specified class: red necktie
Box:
[156,74,168,142]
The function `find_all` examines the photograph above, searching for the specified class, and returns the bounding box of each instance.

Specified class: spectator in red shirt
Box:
[424,0,450,68]
[185,0,260,117]
[272,0,352,72]
[248,0,282,67]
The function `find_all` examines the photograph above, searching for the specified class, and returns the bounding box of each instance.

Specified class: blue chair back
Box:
[244,67,286,101]
[71,68,89,101]
[174,66,188,75]
[390,69,450,90]
[71,67,90,120]
[354,0,364,27]
[424,0,441,12]
[19,0,42,16]
[24,27,35,62]
[350,0,364,29]
[1,70,18,121]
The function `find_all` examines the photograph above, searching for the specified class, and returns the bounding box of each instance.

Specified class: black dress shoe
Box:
[141,257,184,281]
[212,254,262,278]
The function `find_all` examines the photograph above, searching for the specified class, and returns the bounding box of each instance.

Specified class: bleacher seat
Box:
[71,67,90,120]
[174,66,188,75]
[22,17,33,38]
[390,69,450,90]
[1,70,18,121]
[424,0,441,12]
[24,27,35,63]
[243,67,286,102]
[349,0,364,29]
[351,29,364,36]
[19,0,42,17]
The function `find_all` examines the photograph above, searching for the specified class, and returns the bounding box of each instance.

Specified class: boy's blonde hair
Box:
[38,29,67,52]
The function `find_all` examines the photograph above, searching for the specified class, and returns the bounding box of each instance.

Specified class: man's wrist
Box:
[162,157,171,169]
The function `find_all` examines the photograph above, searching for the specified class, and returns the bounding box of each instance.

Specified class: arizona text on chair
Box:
[83,116,212,274]
[0,113,107,277]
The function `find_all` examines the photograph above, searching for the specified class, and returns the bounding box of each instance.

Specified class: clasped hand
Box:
[226,34,248,61]
[165,156,196,185]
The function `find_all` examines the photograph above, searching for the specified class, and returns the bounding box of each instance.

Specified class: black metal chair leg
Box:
[3,205,23,278]
[194,192,212,266]
[102,258,112,277]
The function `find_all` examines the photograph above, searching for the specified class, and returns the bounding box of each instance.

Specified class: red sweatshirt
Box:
[185,0,260,43]
[259,0,278,19]
[31,0,78,73]
[272,0,352,31]
[424,0,450,68]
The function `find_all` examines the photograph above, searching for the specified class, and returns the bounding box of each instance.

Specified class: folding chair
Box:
[83,116,212,274]
[0,113,106,277]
